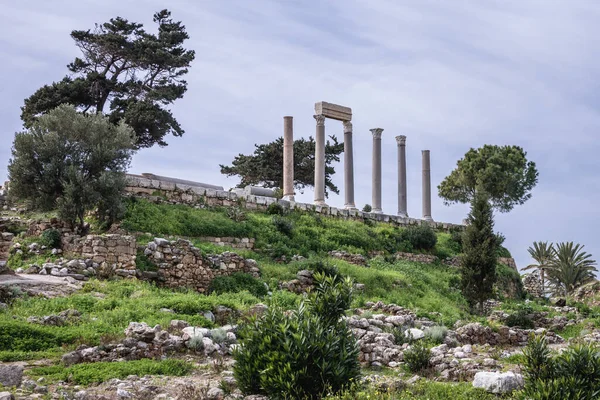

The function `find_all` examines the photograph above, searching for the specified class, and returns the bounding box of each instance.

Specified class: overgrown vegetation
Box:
[234,273,360,399]
[28,359,193,385]
[209,272,268,297]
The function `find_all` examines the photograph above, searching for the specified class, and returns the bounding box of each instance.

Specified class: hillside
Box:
[0,196,589,400]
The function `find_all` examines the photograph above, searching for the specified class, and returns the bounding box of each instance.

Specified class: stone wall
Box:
[27,218,73,237]
[523,272,543,298]
[395,252,438,264]
[144,238,260,293]
[328,250,367,266]
[125,174,463,231]
[197,236,255,250]
[63,234,137,270]
[0,232,14,274]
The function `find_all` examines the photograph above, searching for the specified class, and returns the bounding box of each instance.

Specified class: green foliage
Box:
[505,307,534,329]
[272,215,294,237]
[0,279,259,359]
[208,272,268,298]
[438,144,539,212]
[545,242,597,296]
[121,198,251,238]
[39,228,62,249]
[29,359,193,385]
[404,341,431,373]
[326,381,503,400]
[220,135,345,197]
[8,105,134,229]
[266,202,285,215]
[524,241,554,295]
[388,326,412,346]
[226,206,247,222]
[424,325,448,344]
[495,263,525,300]
[211,328,227,344]
[461,192,498,313]
[522,334,600,399]
[399,225,437,251]
[362,204,372,212]
[135,250,158,272]
[234,273,360,399]
[21,10,195,148]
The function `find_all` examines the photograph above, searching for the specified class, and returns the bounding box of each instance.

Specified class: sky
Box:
[1,0,599,272]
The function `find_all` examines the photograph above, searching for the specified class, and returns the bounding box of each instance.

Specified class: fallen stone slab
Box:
[473,371,524,394]
[0,364,23,387]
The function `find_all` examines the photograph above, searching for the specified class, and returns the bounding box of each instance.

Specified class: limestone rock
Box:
[0,392,14,400]
[0,364,23,387]
[472,371,524,394]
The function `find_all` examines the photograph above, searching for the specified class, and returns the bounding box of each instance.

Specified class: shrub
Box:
[404,341,431,373]
[399,226,437,251]
[40,228,62,249]
[388,326,412,346]
[425,325,448,344]
[362,204,372,212]
[211,328,227,344]
[272,216,293,237]
[186,335,204,352]
[266,202,285,215]
[234,273,360,399]
[136,250,158,272]
[208,273,268,298]
[522,334,600,399]
[227,206,247,222]
[505,310,534,329]
[0,286,23,305]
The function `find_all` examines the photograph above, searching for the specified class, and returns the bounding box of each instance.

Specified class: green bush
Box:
[266,202,285,215]
[0,320,81,352]
[29,359,193,385]
[404,341,431,373]
[272,216,293,237]
[388,326,412,346]
[136,250,158,272]
[362,204,372,212]
[522,334,600,399]
[400,226,437,251]
[208,273,268,298]
[505,309,534,329]
[40,228,62,249]
[234,273,360,399]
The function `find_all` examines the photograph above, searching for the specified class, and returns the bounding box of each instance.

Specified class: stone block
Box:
[314,101,352,121]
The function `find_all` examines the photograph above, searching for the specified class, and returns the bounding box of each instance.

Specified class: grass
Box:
[326,380,517,399]
[28,359,193,385]
[557,322,588,340]
[0,279,260,358]
[122,198,462,260]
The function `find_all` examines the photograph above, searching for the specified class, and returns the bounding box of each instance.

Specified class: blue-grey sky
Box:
[1,0,599,272]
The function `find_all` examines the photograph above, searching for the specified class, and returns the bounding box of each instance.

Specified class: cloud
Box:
[1,0,600,273]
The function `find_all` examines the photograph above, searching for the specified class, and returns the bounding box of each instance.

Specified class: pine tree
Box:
[461,191,498,313]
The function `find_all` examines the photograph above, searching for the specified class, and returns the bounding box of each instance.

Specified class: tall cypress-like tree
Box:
[461,191,498,313]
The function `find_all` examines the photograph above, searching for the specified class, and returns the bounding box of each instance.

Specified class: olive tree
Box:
[8,105,134,230]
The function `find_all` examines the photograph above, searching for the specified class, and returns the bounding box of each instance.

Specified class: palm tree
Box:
[523,241,555,295]
[545,242,597,297]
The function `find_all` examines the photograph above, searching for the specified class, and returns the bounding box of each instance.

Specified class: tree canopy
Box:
[21,10,195,148]
[8,105,135,229]
[438,145,538,212]
[220,136,344,198]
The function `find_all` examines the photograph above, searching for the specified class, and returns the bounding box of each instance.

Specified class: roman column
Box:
[282,116,294,201]
[422,150,433,221]
[396,135,408,217]
[343,121,356,209]
[370,128,384,213]
[314,114,327,205]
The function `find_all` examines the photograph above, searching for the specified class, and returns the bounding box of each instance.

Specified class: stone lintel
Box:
[314,101,352,121]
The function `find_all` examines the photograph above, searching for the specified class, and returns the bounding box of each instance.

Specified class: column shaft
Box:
[343,121,355,209]
[314,115,326,205]
[422,150,433,221]
[396,135,408,217]
[370,128,384,213]
[283,116,294,201]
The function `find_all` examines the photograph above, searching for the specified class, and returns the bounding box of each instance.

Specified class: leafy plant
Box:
[233,273,360,399]
[208,273,268,298]
[272,216,294,237]
[39,228,62,249]
[210,328,227,344]
[399,225,437,251]
[266,202,285,216]
[227,206,247,222]
[545,242,597,296]
[424,325,448,344]
[523,241,555,296]
[404,341,431,373]
[362,204,372,213]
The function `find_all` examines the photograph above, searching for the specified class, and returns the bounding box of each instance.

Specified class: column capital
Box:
[343,120,353,133]
[422,149,430,154]
[370,128,384,139]
[395,135,406,145]
[314,114,326,126]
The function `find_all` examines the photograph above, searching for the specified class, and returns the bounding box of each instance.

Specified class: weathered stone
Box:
[0,364,23,387]
[472,372,524,394]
